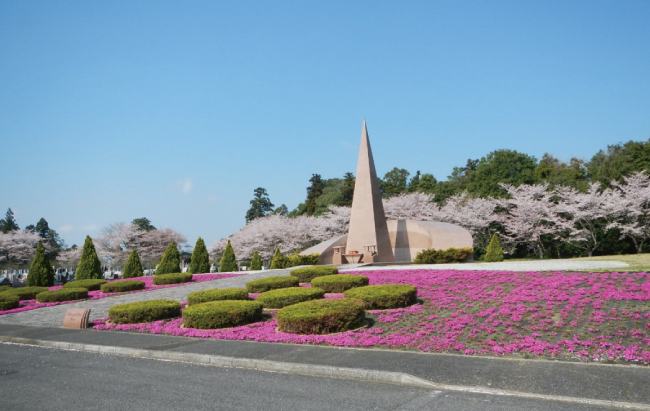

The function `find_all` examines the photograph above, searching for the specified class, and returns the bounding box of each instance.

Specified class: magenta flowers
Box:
[93,269,650,365]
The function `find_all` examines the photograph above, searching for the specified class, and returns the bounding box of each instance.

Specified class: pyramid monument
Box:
[301,120,472,265]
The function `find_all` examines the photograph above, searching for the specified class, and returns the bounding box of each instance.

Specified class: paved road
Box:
[0,344,619,411]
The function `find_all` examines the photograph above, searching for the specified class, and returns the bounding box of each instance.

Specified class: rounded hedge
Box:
[311,274,369,293]
[343,285,417,309]
[182,300,263,329]
[187,288,249,306]
[290,266,338,283]
[0,285,13,293]
[152,273,193,285]
[0,294,20,311]
[245,276,299,293]
[277,298,365,335]
[63,279,107,291]
[256,287,325,309]
[1,286,49,300]
[36,288,89,303]
[109,299,181,324]
[100,280,145,293]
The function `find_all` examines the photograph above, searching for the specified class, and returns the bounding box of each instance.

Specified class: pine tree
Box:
[189,237,210,274]
[250,250,262,270]
[0,208,20,233]
[122,248,144,278]
[75,235,103,280]
[484,234,505,262]
[269,247,283,269]
[155,242,181,275]
[26,240,54,287]
[219,240,238,272]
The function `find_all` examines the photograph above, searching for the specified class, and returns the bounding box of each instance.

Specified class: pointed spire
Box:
[346,120,395,263]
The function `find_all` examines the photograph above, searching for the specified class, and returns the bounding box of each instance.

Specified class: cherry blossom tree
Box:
[498,183,558,258]
[605,171,650,252]
[383,192,442,221]
[438,192,501,253]
[0,230,53,266]
[553,183,620,256]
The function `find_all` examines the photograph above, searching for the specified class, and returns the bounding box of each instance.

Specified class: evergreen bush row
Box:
[1,286,49,300]
[343,285,417,310]
[100,280,145,293]
[413,247,473,264]
[290,266,338,283]
[36,288,88,303]
[182,300,263,329]
[0,285,12,293]
[311,274,369,293]
[108,299,181,324]
[276,298,366,335]
[245,276,299,293]
[64,279,107,291]
[270,248,321,269]
[0,294,20,311]
[152,273,193,285]
[256,287,325,309]
[187,288,249,306]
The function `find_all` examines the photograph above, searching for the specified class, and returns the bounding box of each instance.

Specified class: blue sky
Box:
[1,1,649,250]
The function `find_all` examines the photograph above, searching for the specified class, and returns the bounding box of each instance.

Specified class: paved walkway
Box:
[349,259,630,272]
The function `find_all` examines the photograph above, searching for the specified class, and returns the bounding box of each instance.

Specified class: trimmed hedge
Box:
[277,298,365,335]
[1,286,49,300]
[36,288,88,303]
[414,247,473,264]
[311,274,369,293]
[182,300,263,329]
[0,285,12,293]
[290,266,338,283]
[187,288,249,306]
[100,280,145,293]
[152,273,193,285]
[109,299,181,324]
[343,285,417,309]
[256,287,325,309]
[64,279,107,291]
[0,294,20,311]
[245,276,299,293]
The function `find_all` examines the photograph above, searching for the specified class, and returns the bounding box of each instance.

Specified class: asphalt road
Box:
[0,344,623,411]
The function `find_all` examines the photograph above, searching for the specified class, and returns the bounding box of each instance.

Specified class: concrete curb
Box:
[2,335,649,410]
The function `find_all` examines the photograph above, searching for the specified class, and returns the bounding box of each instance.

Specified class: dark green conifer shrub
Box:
[182,300,263,329]
[413,247,473,264]
[484,234,505,262]
[122,248,144,278]
[36,288,88,303]
[256,287,325,308]
[189,237,210,274]
[245,276,299,293]
[75,236,103,280]
[26,241,55,287]
[152,273,193,285]
[63,279,107,291]
[343,285,417,309]
[108,299,181,324]
[269,247,285,269]
[277,298,365,334]
[0,294,20,311]
[219,240,238,272]
[290,266,338,282]
[250,250,262,271]
[100,280,145,293]
[311,274,369,293]
[155,242,181,275]
[187,288,249,306]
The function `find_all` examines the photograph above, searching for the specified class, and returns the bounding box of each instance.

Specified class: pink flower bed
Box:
[93,269,650,364]
[0,273,242,315]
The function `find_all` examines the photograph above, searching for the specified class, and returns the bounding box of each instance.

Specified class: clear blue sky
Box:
[1,0,649,250]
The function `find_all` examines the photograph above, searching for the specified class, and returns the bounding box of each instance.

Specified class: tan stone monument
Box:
[302,120,473,265]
